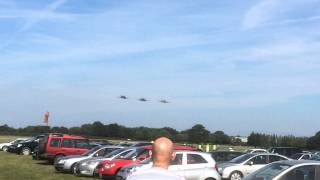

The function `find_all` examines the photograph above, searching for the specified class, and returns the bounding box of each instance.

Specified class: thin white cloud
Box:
[243,0,320,29]
[19,0,69,32]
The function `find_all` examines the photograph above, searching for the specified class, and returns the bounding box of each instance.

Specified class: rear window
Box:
[49,138,60,147]
[187,154,207,164]
[75,139,89,149]
[62,139,75,148]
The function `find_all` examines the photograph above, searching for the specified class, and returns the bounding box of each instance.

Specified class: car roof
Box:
[276,160,320,166]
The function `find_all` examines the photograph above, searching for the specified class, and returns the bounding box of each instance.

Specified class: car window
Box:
[74,139,89,148]
[251,155,267,165]
[50,138,60,147]
[269,155,286,163]
[171,154,183,165]
[62,139,75,148]
[280,165,315,180]
[187,154,207,164]
[302,155,310,160]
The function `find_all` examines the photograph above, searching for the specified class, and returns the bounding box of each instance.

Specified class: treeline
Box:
[0,122,231,144]
[248,132,320,150]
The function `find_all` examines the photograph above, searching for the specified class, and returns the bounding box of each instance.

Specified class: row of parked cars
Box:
[1,133,320,180]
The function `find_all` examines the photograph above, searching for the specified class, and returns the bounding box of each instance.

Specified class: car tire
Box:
[70,163,77,173]
[54,154,64,164]
[2,146,8,152]
[229,171,243,180]
[205,178,216,180]
[22,147,31,155]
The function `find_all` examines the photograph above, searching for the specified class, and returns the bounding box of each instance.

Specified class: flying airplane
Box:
[160,100,169,103]
[138,98,147,102]
[119,95,128,99]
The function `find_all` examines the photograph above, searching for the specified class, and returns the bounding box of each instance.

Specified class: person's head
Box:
[152,137,175,169]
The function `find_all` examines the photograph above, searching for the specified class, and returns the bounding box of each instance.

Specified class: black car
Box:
[8,135,44,155]
[268,147,302,157]
[210,151,244,163]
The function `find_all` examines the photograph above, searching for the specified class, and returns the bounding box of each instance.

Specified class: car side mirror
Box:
[247,161,253,166]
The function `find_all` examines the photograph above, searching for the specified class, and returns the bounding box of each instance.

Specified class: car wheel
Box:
[54,155,64,164]
[71,163,77,173]
[205,178,216,180]
[22,148,31,155]
[2,146,8,152]
[229,171,243,180]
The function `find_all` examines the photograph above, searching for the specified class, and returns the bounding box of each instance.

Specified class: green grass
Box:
[0,135,96,180]
[0,151,95,180]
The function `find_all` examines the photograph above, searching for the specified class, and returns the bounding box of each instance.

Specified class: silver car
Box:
[116,151,222,180]
[54,145,123,172]
[74,147,136,176]
[218,153,290,180]
[244,160,320,180]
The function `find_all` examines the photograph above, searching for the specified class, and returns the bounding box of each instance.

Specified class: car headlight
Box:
[17,144,22,147]
[126,167,138,173]
[58,159,65,164]
[104,163,115,169]
[87,161,98,165]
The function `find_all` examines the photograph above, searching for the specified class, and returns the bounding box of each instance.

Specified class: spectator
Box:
[127,137,185,180]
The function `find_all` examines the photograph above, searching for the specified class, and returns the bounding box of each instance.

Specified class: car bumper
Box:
[75,164,97,176]
[7,147,21,153]
[99,173,115,179]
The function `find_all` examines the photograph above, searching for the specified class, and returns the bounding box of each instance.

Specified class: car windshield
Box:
[290,153,302,160]
[229,154,255,163]
[244,163,292,180]
[104,148,125,158]
[118,148,148,160]
[82,146,101,156]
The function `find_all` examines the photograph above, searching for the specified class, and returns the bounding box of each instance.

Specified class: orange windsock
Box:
[44,111,49,125]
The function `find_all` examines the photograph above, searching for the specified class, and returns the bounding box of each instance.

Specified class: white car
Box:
[218,153,290,180]
[116,151,222,180]
[244,160,320,180]
[54,145,123,172]
[290,153,314,160]
[0,138,28,152]
[245,149,268,154]
[74,148,136,176]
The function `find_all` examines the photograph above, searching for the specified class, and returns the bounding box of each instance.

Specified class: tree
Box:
[186,124,210,143]
[210,131,231,144]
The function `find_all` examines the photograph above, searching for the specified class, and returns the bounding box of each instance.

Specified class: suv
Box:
[37,133,90,163]
[268,147,302,157]
[7,135,45,155]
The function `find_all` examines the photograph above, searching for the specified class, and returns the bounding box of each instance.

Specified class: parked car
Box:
[245,149,268,154]
[244,160,320,180]
[74,147,136,177]
[37,133,90,163]
[290,153,314,160]
[0,138,28,152]
[218,153,290,180]
[96,145,196,179]
[7,135,45,155]
[210,151,244,163]
[268,147,302,157]
[116,151,221,180]
[54,145,123,172]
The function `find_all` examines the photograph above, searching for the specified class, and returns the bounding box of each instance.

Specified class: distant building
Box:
[233,136,248,143]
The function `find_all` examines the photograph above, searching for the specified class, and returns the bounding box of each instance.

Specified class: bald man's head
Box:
[152,137,175,169]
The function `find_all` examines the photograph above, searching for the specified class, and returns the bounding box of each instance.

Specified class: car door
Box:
[48,138,61,155]
[168,153,185,178]
[182,153,208,180]
[243,155,268,176]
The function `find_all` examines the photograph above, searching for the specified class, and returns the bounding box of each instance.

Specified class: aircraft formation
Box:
[119,95,169,103]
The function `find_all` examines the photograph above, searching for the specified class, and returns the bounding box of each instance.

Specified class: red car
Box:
[96,145,196,179]
[37,133,90,163]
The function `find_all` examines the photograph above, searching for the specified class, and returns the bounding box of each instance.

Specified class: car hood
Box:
[218,162,239,169]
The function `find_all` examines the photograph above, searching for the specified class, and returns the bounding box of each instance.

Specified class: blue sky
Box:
[1,0,320,136]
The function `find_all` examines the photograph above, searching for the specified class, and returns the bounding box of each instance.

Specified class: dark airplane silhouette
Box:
[119,95,128,99]
[160,100,169,103]
[138,98,147,102]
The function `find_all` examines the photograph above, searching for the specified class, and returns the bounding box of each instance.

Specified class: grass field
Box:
[0,136,95,180]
